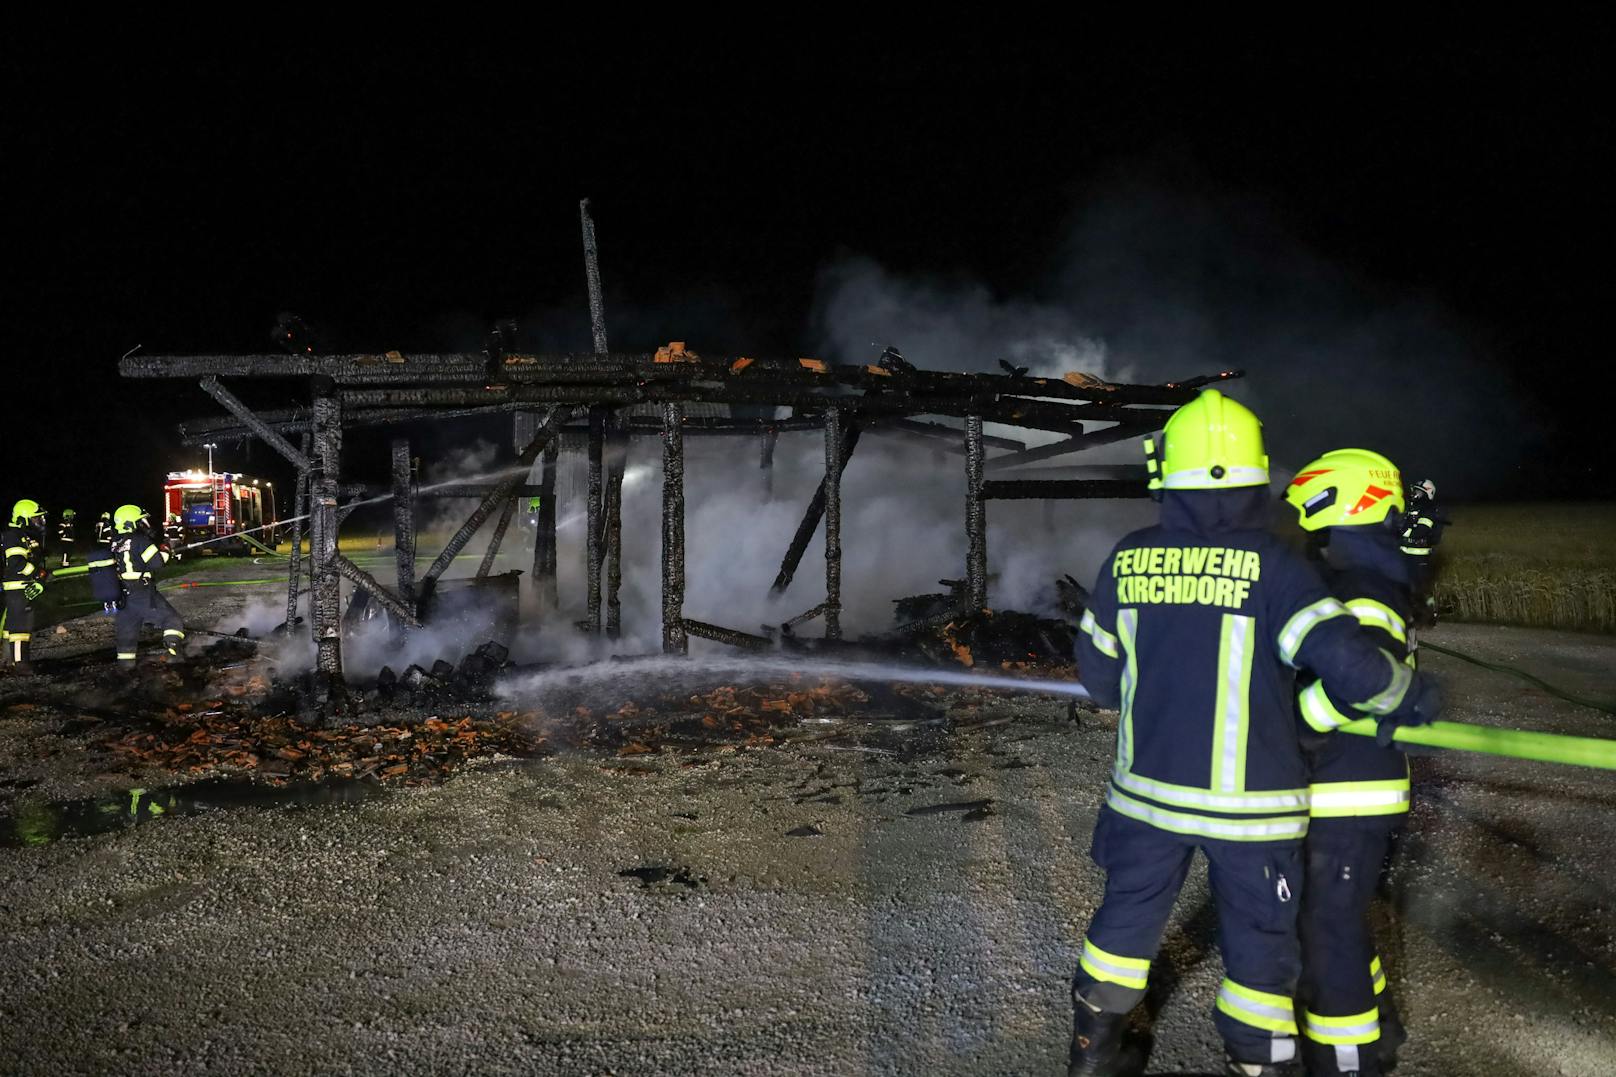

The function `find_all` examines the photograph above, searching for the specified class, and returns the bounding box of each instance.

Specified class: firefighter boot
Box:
[1067,1000,1139,1077]
[1375,994,1407,1071]
[8,638,35,676]
[1223,1056,1301,1077]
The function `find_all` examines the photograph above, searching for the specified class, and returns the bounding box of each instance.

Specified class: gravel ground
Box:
[1,570,1612,1076]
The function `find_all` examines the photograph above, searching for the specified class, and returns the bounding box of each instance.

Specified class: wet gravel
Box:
[1,598,1612,1075]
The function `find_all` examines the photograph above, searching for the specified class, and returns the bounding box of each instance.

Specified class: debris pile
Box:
[885,608,1079,674]
[107,710,538,786]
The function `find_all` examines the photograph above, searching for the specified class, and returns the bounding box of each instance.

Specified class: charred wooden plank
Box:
[980,479,1151,500]
[681,618,774,650]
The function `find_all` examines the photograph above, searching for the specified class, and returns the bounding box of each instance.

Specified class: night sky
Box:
[6,41,1610,518]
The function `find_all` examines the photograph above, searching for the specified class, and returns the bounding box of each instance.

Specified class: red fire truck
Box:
[162,471,279,555]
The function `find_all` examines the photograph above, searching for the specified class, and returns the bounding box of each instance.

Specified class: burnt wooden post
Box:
[391,438,416,608]
[537,439,559,611]
[661,401,687,654]
[284,432,311,631]
[311,390,343,675]
[823,408,844,640]
[475,496,520,578]
[605,450,624,639]
[759,427,778,500]
[770,419,860,595]
[965,413,987,611]
[585,407,606,632]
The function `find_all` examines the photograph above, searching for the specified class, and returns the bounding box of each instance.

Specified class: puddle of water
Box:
[2,777,385,847]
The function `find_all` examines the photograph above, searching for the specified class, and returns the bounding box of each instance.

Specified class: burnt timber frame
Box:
[127,337,1240,681]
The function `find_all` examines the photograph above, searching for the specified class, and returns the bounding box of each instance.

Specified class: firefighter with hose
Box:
[110,504,186,668]
[1,499,50,675]
[1284,450,1418,1076]
[1068,392,1442,1077]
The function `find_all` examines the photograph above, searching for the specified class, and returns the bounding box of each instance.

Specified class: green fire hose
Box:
[1339,718,1616,771]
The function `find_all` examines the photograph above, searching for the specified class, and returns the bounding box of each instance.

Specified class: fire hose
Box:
[1337,717,1616,770]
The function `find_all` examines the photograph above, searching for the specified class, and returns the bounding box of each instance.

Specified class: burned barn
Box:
[119,204,1240,696]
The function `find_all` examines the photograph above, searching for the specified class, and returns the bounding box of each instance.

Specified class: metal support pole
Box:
[284,433,311,630]
[585,407,605,632]
[823,408,844,640]
[661,402,686,655]
[391,438,415,609]
[311,392,343,676]
[538,439,559,611]
[965,414,987,612]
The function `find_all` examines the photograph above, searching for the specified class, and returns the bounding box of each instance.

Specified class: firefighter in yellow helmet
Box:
[1284,449,1419,1076]
[1,499,49,674]
[1069,392,1442,1077]
[110,505,186,669]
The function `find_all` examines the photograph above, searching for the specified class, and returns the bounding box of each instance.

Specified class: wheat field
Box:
[1433,503,1616,632]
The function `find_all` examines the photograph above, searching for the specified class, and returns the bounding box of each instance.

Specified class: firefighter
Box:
[163,513,186,562]
[57,508,77,567]
[84,524,121,616]
[94,510,113,546]
[1,500,50,675]
[110,504,186,668]
[1069,391,1442,1077]
[1398,478,1447,627]
[1284,450,1418,1077]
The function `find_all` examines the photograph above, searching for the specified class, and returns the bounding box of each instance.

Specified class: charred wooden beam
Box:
[335,555,422,628]
[126,351,1212,410]
[823,408,845,640]
[284,434,311,631]
[783,601,829,630]
[876,418,1025,453]
[980,479,1152,500]
[661,402,687,655]
[198,376,314,470]
[770,419,861,595]
[682,618,774,650]
[416,408,568,602]
[759,427,779,500]
[392,438,416,610]
[965,414,988,611]
[585,407,605,634]
[605,452,624,639]
[417,484,546,499]
[475,494,520,579]
[537,438,559,611]
[310,392,344,675]
[985,423,1157,473]
[581,198,610,354]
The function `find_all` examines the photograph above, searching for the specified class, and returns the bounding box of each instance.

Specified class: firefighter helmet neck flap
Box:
[113,504,150,535]
[1144,389,1269,495]
[1284,448,1406,532]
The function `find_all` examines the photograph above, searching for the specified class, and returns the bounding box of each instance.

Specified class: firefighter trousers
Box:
[3,590,35,664]
[1298,817,1405,1076]
[115,583,185,665]
[1073,806,1304,1067]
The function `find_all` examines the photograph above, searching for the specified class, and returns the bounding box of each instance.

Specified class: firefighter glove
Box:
[22,581,43,601]
[1376,672,1442,746]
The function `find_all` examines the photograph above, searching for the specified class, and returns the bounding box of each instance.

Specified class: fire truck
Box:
[162,471,279,555]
